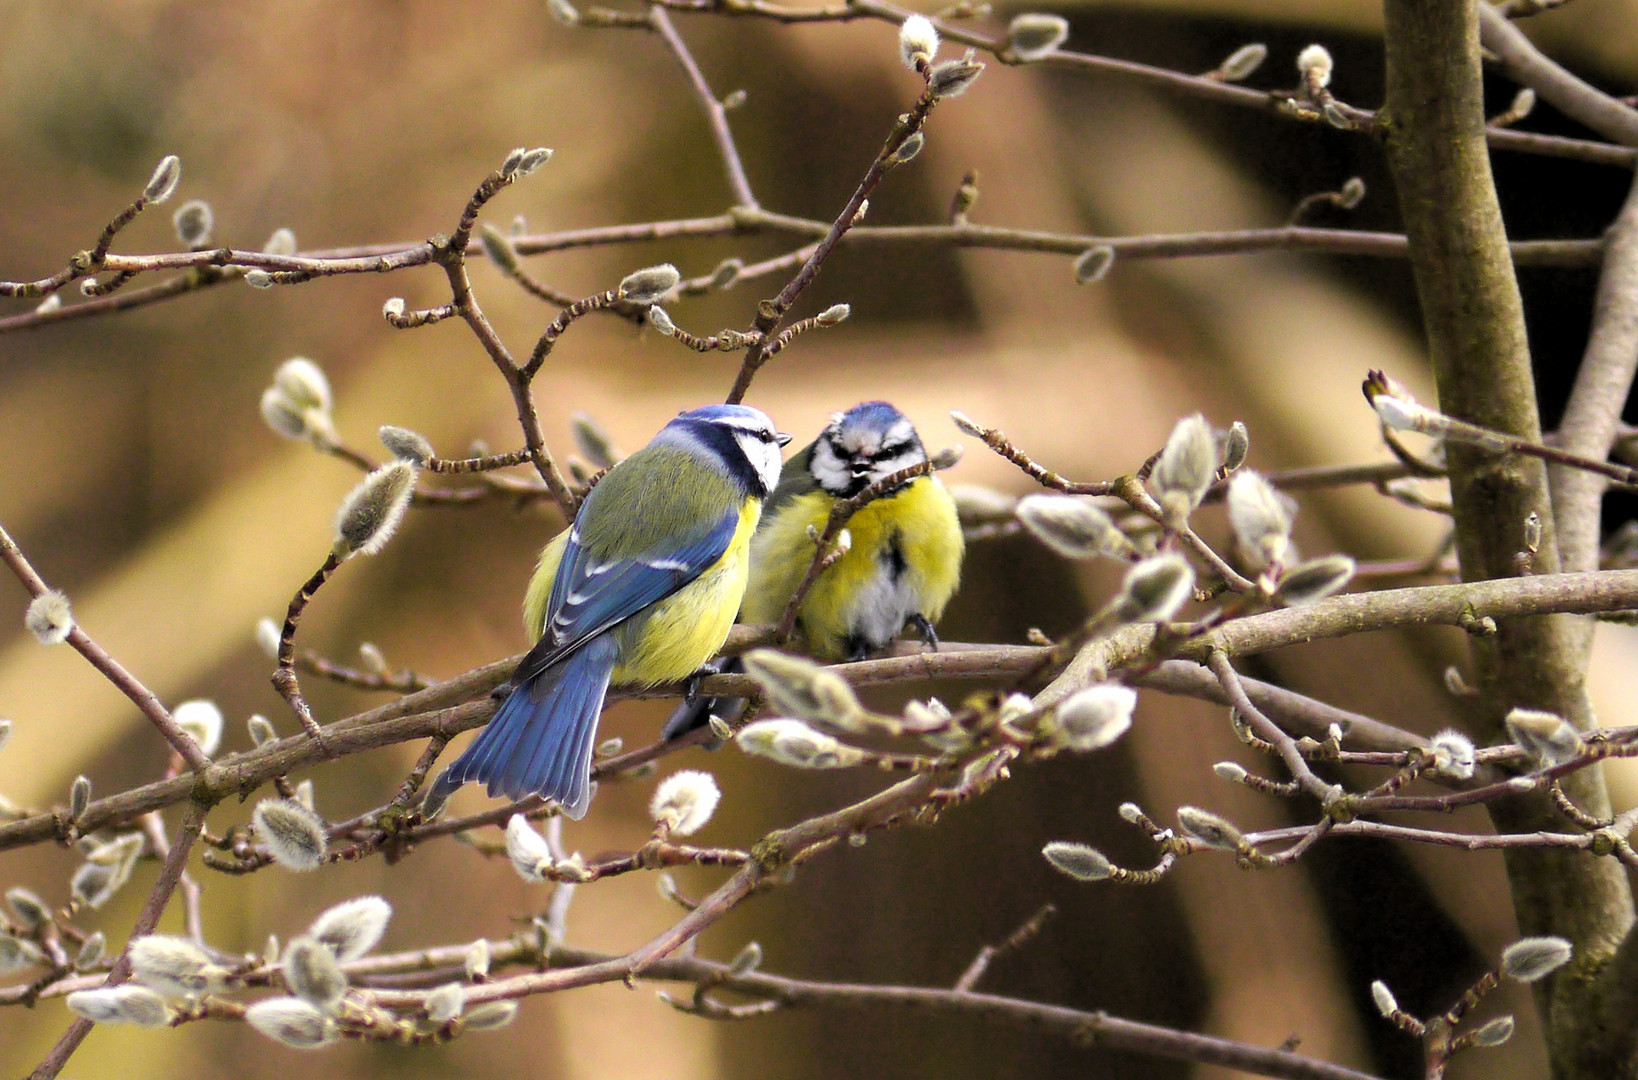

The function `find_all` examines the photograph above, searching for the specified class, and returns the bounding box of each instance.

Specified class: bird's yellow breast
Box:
[742,476,962,659]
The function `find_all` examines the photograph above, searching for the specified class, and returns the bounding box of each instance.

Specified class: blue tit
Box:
[663,401,962,739]
[429,405,789,818]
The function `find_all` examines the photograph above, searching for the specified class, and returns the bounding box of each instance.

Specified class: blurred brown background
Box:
[3,1,1638,1077]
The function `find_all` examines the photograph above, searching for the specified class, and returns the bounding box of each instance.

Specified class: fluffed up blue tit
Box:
[429,405,789,819]
[664,401,963,739]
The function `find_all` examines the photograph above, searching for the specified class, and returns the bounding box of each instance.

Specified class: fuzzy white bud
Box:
[263,227,298,256]
[379,425,435,467]
[244,269,274,289]
[928,51,985,97]
[67,985,173,1027]
[1042,841,1112,881]
[1217,43,1267,82]
[144,155,182,204]
[129,934,222,998]
[1471,1015,1515,1047]
[1371,395,1450,436]
[500,147,553,179]
[1151,413,1216,522]
[649,770,721,836]
[1176,806,1244,850]
[1504,709,1582,767]
[1053,684,1136,752]
[1116,554,1195,623]
[71,833,143,909]
[172,200,213,247]
[1501,936,1573,982]
[1227,471,1293,570]
[898,15,939,70]
[1016,494,1130,560]
[547,0,579,24]
[465,938,492,981]
[283,937,348,1010]
[5,886,50,930]
[426,982,467,1023]
[248,713,278,746]
[333,460,417,558]
[647,305,677,336]
[617,264,681,305]
[479,223,521,274]
[1212,761,1248,782]
[70,775,91,819]
[75,930,106,970]
[253,798,328,871]
[306,895,392,961]
[1369,979,1398,1017]
[1006,13,1069,62]
[571,411,620,469]
[741,649,863,729]
[1428,729,1476,781]
[504,814,554,882]
[1274,556,1355,606]
[172,699,223,757]
[1073,245,1115,284]
[1220,421,1250,473]
[816,303,851,326]
[463,1000,520,1031]
[0,935,42,973]
[709,258,743,290]
[1338,177,1366,209]
[273,357,332,414]
[25,590,73,645]
[736,718,865,769]
[888,132,925,166]
[246,997,338,1048]
[1297,44,1333,89]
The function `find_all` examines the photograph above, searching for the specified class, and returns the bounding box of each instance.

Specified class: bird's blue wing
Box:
[512,506,740,685]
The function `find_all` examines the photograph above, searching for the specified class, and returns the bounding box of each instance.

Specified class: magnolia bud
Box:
[25,590,73,645]
[1297,44,1333,89]
[333,461,417,559]
[1151,413,1216,523]
[1176,806,1243,850]
[928,51,984,97]
[283,937,348,1010]
[253,798,328,871]
[617,264,681,305]
[173,699,224,757]
[172,200,213,247]
[504,814,553,882]
[1006,13,1069,62]
[246,997,337,1048]
[1016,494,1130,559]
[379,425,435,467]
[1053,684,1136,751]
[306,895,392,960]
[1274,556,1355,606]
[1116,554,1195,623]
[1042,841,1111,881]
[650,770,721,835]
[1504,708,1582,767]
[1217,43,1267,82]
[898,14,939,70]
[736,718,865,769]
[1369,979,1397,1018]
[1227,471,1293,570]
[1428,729,1476,781]
[1501,936,1572,982]
[144,155,182,204]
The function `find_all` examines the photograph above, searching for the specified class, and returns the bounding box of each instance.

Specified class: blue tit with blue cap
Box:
[429,404,789,818]
[664,401,963,739]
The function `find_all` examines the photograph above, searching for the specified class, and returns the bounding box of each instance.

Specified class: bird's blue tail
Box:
[430,637,618,819]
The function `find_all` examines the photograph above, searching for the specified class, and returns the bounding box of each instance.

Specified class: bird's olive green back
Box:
[575,444,742,558]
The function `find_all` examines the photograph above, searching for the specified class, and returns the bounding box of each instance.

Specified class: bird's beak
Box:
[777,432,793,446]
